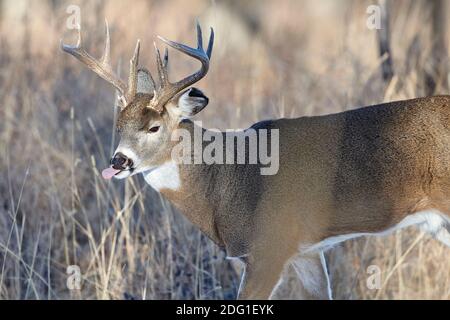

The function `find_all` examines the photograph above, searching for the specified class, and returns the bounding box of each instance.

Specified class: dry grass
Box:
[0,0,449,299]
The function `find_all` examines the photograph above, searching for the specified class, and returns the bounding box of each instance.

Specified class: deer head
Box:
[62,21,214,180]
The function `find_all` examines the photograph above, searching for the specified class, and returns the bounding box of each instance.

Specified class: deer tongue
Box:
[102,167,121,180]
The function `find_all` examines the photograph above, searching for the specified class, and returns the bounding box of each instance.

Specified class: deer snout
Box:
[111,152,134,170]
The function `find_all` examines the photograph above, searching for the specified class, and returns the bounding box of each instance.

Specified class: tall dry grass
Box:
[0,0,448,299]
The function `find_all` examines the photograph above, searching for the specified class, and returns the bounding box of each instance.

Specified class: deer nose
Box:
[111,152,133,170]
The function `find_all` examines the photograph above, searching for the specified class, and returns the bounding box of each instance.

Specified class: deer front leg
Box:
[237,252,290,300]
[236,250,332,300]
[291,251,332,300]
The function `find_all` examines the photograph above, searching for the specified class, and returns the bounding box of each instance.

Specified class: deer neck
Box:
[142,122,225,247]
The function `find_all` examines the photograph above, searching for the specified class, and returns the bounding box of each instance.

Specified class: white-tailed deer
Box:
[62,21,450,300]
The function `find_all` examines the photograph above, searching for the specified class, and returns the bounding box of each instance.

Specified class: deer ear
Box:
[176,88,209,117]
[137,68,155,94]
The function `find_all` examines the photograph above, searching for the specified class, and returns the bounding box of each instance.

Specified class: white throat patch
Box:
[143,161,181,192]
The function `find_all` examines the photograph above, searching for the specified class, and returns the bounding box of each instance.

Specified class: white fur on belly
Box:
[143,161,181,192]
[304,210,449,253]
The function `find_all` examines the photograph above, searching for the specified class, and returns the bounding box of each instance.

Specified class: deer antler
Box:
[61,20,213,111]
[148,21,214,113]
[61,20,140,106]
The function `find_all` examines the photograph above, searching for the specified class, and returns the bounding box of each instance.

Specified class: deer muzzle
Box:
[101,152,134,180]
[111,152,134,170]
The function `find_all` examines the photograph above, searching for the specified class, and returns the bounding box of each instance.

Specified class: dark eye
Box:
[148,126,160,133]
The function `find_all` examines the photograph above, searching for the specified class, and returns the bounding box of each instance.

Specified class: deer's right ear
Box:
[175,88,209,117]
[137,68,155,94]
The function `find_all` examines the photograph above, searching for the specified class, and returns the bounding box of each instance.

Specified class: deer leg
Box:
[320,251,333,299]
[291,251,333,300]
[237,251,292,300]
[434,225,450,247]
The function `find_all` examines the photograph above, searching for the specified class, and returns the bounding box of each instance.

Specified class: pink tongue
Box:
[102,167,121,180]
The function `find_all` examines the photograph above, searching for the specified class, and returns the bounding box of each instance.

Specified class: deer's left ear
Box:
[175,88,209,117]
[137,68,155,94]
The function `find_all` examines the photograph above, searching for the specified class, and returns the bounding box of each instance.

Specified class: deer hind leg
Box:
[417,206,450,247]
[434,228,450,247]
[433,215,450,247]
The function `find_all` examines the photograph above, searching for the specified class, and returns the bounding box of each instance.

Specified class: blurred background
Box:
[0,0,449,299]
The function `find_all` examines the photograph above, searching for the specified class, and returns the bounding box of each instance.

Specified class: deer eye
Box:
[148,125,160,133]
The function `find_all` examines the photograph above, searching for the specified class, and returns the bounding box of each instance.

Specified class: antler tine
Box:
[154,42,169,88]
[206,27,214,59]
[101,19,111,66]
[163,48,169,68]
[156,22,214,94]
[127,39,140,102]
[61,23,128,99]
[76,25,82,47]
[115,58,127,107]
[196,20,203,50]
